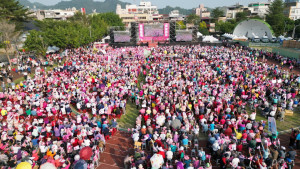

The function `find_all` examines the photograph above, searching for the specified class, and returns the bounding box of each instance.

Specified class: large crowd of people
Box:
[0,45,148,169]
[0,43,299,169]
[127,45,300,169]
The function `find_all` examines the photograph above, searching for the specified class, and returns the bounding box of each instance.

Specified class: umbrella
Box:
[74,159,88,169]
[171,119,181,129]
[150,153,164,169]
[156,115,166,126]
[79,146,93,160]
[0,154,8,163]
[40,162,57,169]
[224,128,232,136]
[16,162,32,169]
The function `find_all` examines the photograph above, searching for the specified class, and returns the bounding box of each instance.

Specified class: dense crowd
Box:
[0,43,299,169]
[126,45,300,169]
[0,45,149,169]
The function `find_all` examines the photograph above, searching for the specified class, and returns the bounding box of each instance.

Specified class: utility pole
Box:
[89,26,92,38]
[292,24,300,39]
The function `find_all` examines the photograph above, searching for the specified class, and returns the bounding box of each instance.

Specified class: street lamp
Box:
[292,24,300,39]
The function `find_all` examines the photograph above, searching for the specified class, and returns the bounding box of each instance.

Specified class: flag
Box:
[268,117,277,134]
[81,8,86,15]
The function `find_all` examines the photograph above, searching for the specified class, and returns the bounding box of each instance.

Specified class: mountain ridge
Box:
[19,0,198,15]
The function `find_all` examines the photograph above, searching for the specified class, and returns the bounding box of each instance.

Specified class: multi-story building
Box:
[30,8,78,20]
[169,10,186,21]
[247,2,271,19]
[116,1,161,25]
[116,1,158,15]
[284,1,300,20]
[195,4,211,18]
[225,3,245,19]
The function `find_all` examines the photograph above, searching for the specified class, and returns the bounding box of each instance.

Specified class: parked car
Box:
[261,36,269,43]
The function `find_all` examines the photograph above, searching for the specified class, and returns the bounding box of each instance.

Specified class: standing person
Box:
[289,129,297,147]
[124,155,133,169]
[296,130,300,150]
[1,82,5,92]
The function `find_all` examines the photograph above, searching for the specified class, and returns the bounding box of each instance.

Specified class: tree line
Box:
[0,0,124,61]
[25,12,123,56]
[183,0,299,37]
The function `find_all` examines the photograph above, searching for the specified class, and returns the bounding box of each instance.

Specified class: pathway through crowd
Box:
[97,131,133,169]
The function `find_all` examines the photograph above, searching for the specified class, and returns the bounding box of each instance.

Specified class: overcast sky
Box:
[30,0,269,8]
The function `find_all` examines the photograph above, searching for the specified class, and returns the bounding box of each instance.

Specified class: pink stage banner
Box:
[164,23,169,39]
[139,23,169,42]
[139,24,144,39]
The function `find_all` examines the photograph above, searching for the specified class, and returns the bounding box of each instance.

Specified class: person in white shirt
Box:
[231,157,240,168]
[250,112,256,121]
[212,142,220,152]
[166,147,173,160]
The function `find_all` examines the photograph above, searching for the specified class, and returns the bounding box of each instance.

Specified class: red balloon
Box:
[79,146,93,160]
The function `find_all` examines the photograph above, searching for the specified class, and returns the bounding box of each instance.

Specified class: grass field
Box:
[117,72,146,129]
[247,106,300,132]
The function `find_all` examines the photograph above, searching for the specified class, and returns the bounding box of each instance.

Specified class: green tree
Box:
[24,30,47,56]
[216,20,237,34]
[97,12,124,26]
[284,17,295,36]
[266,0,286,36]
[0,0,32,30]
[0,20,20,66]
[211,7,224,20]
[236,12,248,22]
[198,21,209,35]
[68,12,90,26]
[26,12,122,54]
[176,21,186,29]
[294,19,300,39]
[186,14,200,25]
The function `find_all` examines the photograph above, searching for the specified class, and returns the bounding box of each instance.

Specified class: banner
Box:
[81,8,86,15]
[139,24,144,39]
[268,117,277,134]
[164,23,170,39]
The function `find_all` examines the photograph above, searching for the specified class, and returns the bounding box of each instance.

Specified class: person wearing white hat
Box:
[74,154,80,161]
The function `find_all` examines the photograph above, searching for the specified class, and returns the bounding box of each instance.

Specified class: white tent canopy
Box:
[202,36,219,42]
[46,46,60,54]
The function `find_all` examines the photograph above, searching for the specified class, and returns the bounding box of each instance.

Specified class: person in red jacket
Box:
[157,147,165,159]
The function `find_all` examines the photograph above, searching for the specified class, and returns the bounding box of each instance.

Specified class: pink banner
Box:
[139,24,144,38]
[164,23,169,39]
[139,23,169,42]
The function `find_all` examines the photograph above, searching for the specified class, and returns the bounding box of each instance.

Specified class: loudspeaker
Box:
[170,21,176,42]
[109,28,114,43]
[192,28,197,42]
[130,22,137,44]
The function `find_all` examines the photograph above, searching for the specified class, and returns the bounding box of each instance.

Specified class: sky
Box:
[30,0,269,8]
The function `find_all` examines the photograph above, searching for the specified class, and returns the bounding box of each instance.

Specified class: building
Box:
[285,0,300,2]
[116,1,158,15]
[116,1,162,25]
[30,8,78,20]
[225,3,245,19]
[284,1,300,20]
[195,4,211,18]
[247,2,271,18]
[169,10,186,21]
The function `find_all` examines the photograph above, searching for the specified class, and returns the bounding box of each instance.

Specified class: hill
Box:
[19,0,130,14]
[158,6,194,15]
[51,0,129,14]
[19,0,201,15]
[19,0,47,9]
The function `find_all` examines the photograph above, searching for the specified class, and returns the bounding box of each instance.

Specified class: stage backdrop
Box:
[139,23,169,42]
